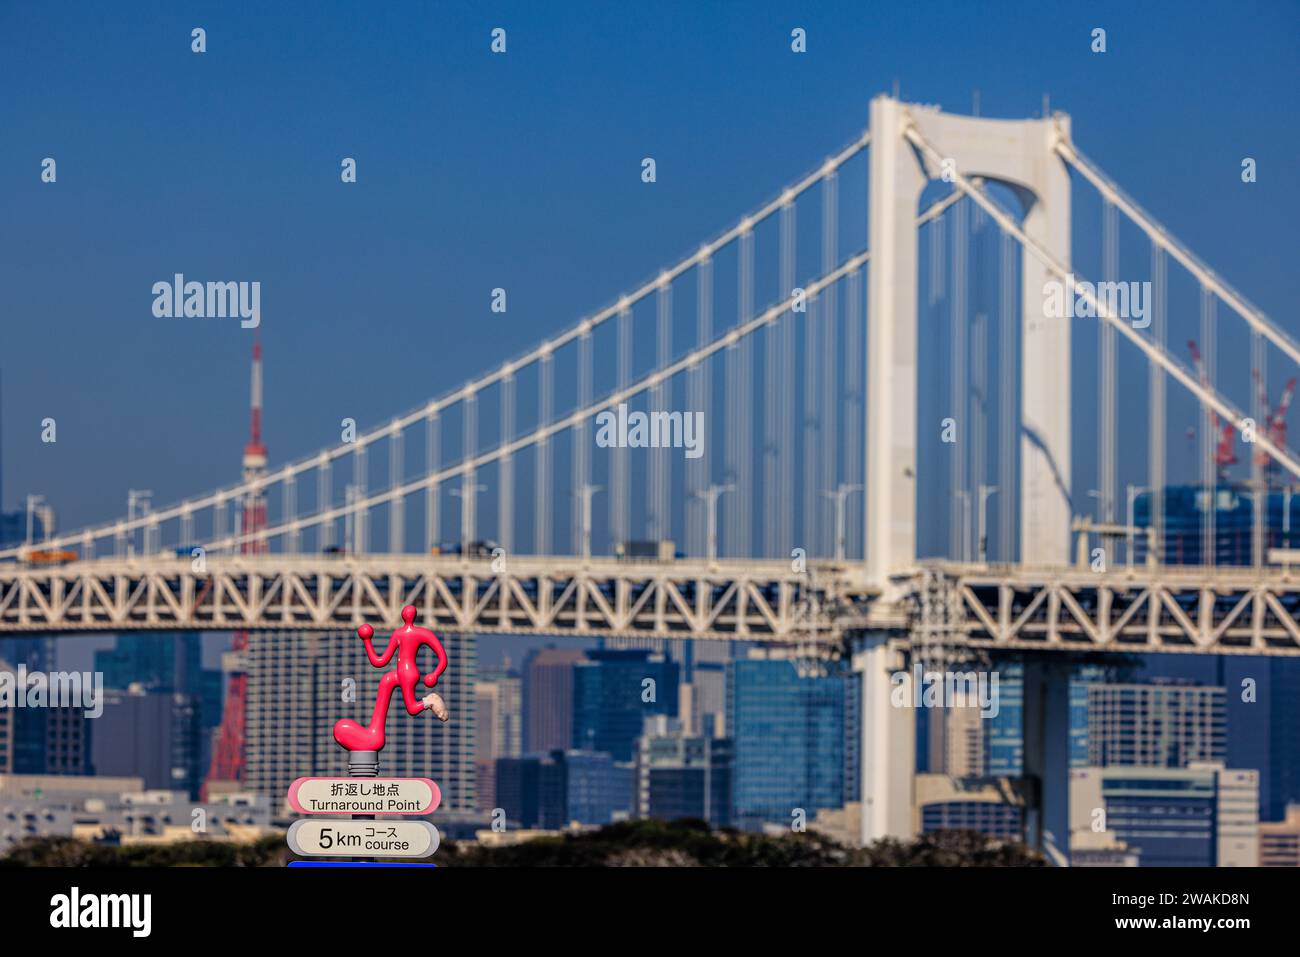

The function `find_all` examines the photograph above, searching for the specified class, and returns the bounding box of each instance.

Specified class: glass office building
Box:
[727,658,852,829]
[572,650,679,762]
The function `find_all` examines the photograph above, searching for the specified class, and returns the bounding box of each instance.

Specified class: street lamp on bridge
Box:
[693,483,734,561]
[449,482,488,556]
[25,494,46,549]
[821,484,863,561]
[574,484,603,560]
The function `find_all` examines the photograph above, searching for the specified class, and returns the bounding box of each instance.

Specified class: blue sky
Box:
[1,0,1296,537]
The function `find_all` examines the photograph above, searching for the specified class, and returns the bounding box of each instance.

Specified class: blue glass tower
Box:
[726,659,851,829]
[571,650,679,761]
[984,662,1023,775]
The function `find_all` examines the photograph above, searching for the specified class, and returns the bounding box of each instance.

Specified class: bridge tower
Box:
[857,96,1073,858]
[204,337,268,796]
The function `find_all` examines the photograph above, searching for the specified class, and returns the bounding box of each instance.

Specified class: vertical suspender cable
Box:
[536,351,553,554]
[353,444,367,555]
[319,455,333,551]
[389,423,404,553]
[1101,200,1118,526]
[575,328,593,551]
[1000,230,1017,562]
[1200,287,1217,567]
[950,200,968,559]
[424,411,439,552]
[1149,246,1166,564]
[779,201,796,558]
[1251,329,1265,566]
[735,229,754,558]
[689,264,710,557]
[652,282,671,542]
[463,391,478,547]
[844,265,863,559]
[820,171,838,554]
[613,305,632,550]
[500,373,515,553]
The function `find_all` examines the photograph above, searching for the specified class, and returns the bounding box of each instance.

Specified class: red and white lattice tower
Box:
[203,337,268,797]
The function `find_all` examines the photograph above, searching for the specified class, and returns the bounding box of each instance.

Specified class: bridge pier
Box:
[1022,656,1071,865]
[852,631,915,845]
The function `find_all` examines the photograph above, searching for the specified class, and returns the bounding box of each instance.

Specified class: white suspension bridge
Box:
[2,97,1298,852]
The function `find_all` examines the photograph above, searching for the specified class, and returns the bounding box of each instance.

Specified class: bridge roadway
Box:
[0,554,1296,655]
[0,554,874,642]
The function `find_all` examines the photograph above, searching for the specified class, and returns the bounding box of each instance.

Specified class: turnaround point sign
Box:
[285,605,452,865]
[288,777,441,816]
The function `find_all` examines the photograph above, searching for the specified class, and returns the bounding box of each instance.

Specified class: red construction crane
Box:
[203,337,267,798]
[1187,340,1237,479]
[1253,368,1297,480]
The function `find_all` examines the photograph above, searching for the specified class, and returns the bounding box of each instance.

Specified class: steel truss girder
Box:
[0,556,875,644]
[917,562,1300,656]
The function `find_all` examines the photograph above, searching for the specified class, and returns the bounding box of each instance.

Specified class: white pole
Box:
[695,484,734,561]
[821,484,862,561]
[25,494,43,548]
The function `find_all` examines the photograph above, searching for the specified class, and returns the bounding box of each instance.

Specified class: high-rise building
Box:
[523,647,585,752]
[726,657,852,829]
[561,750,634,826]
[635,715,732,825]
[930,696,987,780]
[243,629,475,813]
[1134,484,1298,566]
[1087,681,1226,768]
[95,633,201,694]
[572,650,679,761]
[92,687,201,796]
[1070,763,1258,867]
[1068,664,1108,768]
[685,641,731,738]
[494,749,632,828]
[495,756,544,828]
[984,661,1023,774]
[94,633,223,779]
[1259,659,1300,822]
[475,667,522,811]
[0,656,93,776]
[2,703,92,776]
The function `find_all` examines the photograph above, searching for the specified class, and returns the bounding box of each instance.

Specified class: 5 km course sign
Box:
[287,820,441,858]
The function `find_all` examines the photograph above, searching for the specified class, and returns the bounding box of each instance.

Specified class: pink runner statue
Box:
[333,605,450,752]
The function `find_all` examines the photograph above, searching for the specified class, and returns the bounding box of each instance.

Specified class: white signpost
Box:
[287,820,440,859]
[286,607,452,867]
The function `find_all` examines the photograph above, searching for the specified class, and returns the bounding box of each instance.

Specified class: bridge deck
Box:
[1,556,1297,655]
